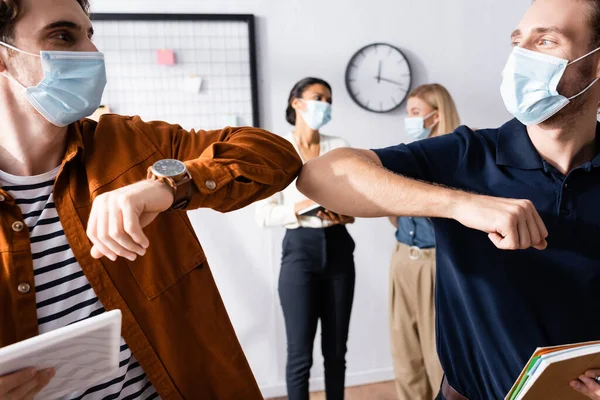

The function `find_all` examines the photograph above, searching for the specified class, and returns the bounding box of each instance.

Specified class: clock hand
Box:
[375,76,406,87]
[377,61,382,84]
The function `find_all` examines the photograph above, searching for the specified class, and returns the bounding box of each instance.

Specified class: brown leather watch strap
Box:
[147,167,192,210]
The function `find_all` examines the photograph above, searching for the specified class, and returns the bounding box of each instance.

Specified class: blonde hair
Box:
[408,83,461,137]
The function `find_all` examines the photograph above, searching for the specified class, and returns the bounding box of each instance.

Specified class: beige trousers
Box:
[389,242,443,400]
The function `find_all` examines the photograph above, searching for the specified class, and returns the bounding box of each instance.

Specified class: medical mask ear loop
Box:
[564,46,600,100]
[423,110,439,130]
[423,110,438,120]
[0,40,41,58]
[568,78,600,100]
[568,46,600,66]
[0,40,40,89]
[0,71,26,89]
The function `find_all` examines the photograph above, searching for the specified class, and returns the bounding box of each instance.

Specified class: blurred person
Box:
[256,78,355,400]
[388,83,460,400]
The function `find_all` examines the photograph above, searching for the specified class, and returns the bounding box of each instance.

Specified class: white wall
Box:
[92,1,530,397]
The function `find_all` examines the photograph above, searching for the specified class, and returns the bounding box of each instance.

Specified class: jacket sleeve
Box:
[131,117,303,213]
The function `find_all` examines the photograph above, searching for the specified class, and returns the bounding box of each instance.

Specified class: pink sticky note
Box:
[157,49,176,65]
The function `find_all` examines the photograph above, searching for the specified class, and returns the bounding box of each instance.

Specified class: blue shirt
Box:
[396,217,436,248]
[373,119,600,400]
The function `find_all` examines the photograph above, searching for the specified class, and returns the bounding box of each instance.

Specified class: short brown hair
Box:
[584,0,600,47]
[0,0,90,43]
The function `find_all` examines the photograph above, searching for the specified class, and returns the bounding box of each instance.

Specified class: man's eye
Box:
[52,32,73,42]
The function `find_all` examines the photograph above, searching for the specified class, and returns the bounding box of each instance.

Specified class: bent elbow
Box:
[296,164,313,197]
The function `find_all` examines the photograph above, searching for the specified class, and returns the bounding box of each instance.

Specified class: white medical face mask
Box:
[299,100,332,130]
[405,111,438,140]
[500,45,600,126]
[0,41,107,127]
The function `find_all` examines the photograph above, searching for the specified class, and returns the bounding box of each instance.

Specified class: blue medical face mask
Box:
[404,110,438,140]
[500,45,600,126]
[0,41,107,127]
[299,99,332,131]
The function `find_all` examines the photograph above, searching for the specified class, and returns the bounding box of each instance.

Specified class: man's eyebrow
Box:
[533,26,567,36]
[41,20,80,31]
[40,20,94,37]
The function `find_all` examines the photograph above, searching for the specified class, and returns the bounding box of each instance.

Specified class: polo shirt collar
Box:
[497,118,600,170]
[591,122,600,168]
[496,119,543,170]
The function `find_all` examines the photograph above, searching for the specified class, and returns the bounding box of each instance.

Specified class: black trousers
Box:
[279,225,356,400]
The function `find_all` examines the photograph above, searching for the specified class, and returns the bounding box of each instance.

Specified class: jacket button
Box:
[18,283,31,294]
[12,221,24,232]
[0,194,5,202]
[205,180,217,190]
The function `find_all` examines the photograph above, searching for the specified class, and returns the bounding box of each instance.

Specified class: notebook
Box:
[0,310,122,400]
[298,203,326,217]
[506,340,600,400]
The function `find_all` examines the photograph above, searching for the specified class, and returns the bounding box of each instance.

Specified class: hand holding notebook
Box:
[0,310,122,400]
[506,341,600,400]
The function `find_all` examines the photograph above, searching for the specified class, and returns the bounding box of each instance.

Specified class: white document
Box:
[0,310,122,400]
[183,75,203,94]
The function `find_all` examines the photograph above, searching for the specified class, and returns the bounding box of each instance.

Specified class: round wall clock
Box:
[345,43,412,113]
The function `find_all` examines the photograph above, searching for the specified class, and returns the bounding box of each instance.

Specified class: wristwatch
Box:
[147,159,192,210]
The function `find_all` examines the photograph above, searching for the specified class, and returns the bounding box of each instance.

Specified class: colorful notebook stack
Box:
[506,341,600,400]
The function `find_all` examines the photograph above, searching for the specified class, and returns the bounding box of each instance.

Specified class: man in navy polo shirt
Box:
[297,0,600,399]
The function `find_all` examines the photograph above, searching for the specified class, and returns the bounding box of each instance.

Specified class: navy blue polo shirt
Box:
[373,119,600,400]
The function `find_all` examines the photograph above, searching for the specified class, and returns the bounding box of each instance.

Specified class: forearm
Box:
[182,127,303,212]
[134,119,303,212]
[255,201,298,228]
[296,148,465,219]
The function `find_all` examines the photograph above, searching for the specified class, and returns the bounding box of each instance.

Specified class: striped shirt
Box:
[0,166,160,400]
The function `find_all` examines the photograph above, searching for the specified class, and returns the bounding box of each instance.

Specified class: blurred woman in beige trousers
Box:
[389,84,461,400]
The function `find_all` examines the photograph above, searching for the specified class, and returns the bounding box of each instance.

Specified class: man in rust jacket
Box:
[0,0,302,399]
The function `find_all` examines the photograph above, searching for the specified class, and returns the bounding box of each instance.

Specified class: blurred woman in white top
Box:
[255,77,355,400]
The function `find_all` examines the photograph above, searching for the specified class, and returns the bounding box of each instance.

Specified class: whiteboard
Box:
[91,14,260,130]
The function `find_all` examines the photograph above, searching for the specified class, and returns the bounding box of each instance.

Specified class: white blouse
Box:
[255,132,350,229]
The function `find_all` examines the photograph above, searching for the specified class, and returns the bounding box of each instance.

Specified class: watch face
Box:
[152,159,186,178]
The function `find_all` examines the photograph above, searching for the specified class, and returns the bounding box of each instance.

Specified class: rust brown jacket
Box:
[0,115,303,399]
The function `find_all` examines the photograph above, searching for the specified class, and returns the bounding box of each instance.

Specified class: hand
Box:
[87,179,175,262]
[571,370,600,399]
[294,199,317,216]
[317,210,355,225]
[377,61,382,83]
[451,193,548,250]
[0,368,55,400]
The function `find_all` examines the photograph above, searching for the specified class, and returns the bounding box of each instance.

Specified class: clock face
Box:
[345,43,412,113]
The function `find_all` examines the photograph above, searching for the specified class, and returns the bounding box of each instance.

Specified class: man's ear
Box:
[0,53,6,74]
